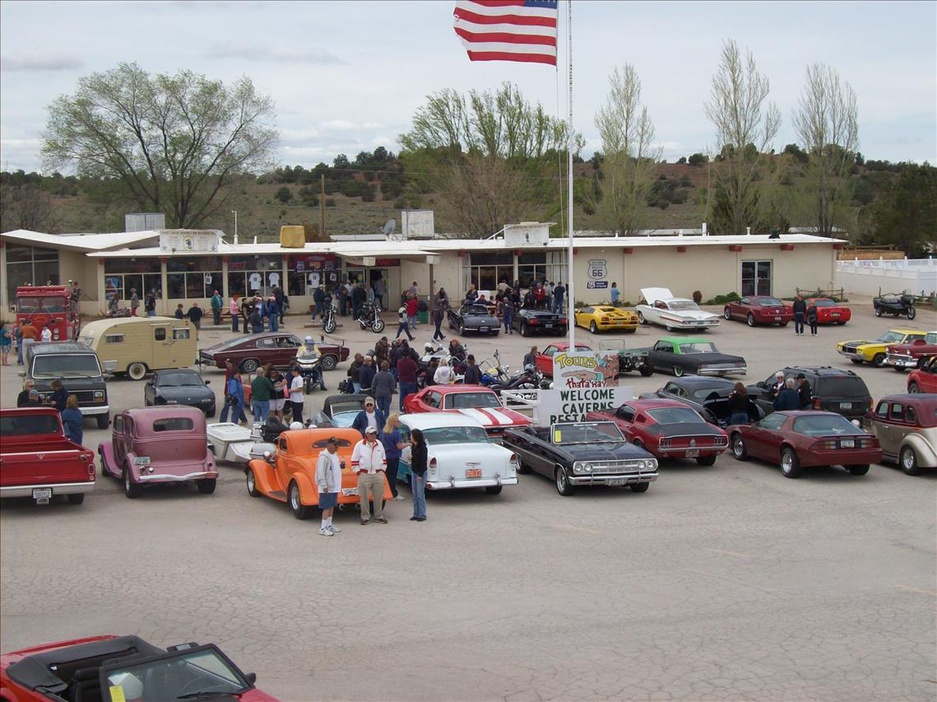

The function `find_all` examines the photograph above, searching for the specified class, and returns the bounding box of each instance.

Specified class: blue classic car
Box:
[501,421,659,496]
[447,304,501,336]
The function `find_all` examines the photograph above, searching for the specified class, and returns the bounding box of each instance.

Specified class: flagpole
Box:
[566,0,575,349]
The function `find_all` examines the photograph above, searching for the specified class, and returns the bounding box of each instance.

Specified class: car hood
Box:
[560,442,652,461]
[644,421,724,437]
[458,407,529,427]
[157,386,213,402]
[641,287,674,304]
[465,315,499,324]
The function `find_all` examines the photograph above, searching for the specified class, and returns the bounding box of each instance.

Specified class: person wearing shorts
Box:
[268,366,286,421]
[315,437,343,536]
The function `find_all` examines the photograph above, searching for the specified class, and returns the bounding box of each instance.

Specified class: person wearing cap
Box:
[315,436,343,536]
[796,373,813,409]
[351,426,388,524]
[351,397,385,439]
[16,379,36,407]
[22,389,42,407]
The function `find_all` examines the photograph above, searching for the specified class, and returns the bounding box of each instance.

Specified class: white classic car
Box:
[397,413,519,494]
[636,287,721,332]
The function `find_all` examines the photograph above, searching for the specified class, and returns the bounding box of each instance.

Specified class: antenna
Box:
[382,218,397,240]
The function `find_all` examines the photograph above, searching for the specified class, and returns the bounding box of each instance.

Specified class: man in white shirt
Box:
[40,324,52,343]
[351,426,388,524]
[315,437,343,536]
[288,367,305,424]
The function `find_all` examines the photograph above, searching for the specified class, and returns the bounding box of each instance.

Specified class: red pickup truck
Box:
[0,407,96,505]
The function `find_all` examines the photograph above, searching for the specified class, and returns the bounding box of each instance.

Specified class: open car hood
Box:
[641,287,674,304]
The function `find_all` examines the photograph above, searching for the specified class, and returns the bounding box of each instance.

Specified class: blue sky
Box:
[1,0,934,174]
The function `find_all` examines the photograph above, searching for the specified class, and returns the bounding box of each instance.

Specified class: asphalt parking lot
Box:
[2,296,935,701]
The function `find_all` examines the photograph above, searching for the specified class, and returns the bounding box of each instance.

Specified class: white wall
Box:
[836,259,936,297]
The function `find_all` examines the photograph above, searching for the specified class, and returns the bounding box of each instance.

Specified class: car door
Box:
[870,401,895,457]
[614,404,638,440]
[144,378,156,406]
[650,341,674,372]
[731,299,748,321]
[745,413,787,461]
[536,345,558,376]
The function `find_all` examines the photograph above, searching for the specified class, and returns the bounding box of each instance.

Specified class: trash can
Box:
[417,310,429,324]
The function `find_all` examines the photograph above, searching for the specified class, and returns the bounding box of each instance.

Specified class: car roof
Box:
[626,398,694,410]
[401,413,488,429]
[424,384,496,395]
[780,366,860,378]
[124,406,206,420]
[878,393,937,407]
[667,376,734,386]
[28,342,96,355]
[659,336,709,343]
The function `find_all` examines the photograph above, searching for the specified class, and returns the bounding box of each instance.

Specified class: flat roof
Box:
[1,229,161,251]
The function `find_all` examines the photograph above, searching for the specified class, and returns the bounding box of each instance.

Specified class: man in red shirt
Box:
[405,292,419,330]
[396,353,419,412]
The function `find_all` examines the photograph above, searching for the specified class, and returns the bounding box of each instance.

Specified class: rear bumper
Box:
[137,470,217,483]
[1,481,95,499]
[427,476,518,490]
[801,448,883,467]
[698,367,747,377]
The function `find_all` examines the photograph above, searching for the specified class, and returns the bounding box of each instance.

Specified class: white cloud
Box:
[205,43,344,65]
[1,53,83,71]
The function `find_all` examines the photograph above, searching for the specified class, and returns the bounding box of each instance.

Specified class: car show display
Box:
[574,305,639,334]
[836,329,928,367]
[885,331,937,370]
[513,307,568,337]
[638,337,747,377]
[722,296,793,327]
[805,297,852,325]
[199,333,349,373]
[448,303,501,336]
[867,393,937,475]
[403,384,531,440]
[636,287,720,331]
[748,366,873,420]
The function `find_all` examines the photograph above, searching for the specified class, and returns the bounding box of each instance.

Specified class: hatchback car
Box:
[868,394,937,475]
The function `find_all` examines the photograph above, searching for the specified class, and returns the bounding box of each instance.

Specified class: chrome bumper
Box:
[1,481,95,499]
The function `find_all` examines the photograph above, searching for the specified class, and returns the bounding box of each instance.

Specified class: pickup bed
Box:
[0,407,96,505]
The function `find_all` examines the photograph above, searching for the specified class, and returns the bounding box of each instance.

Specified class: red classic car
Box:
[886,331,937,371]
[585,399,728,466]
[806,297,851,325]
[907,356,937,393]
[199,332,349,373]
[98,406,218,498]
[0,634,280,701]
[728,410,882,478]
[534,342,593,377]
[403,385,531,439]
[722,296,793,327]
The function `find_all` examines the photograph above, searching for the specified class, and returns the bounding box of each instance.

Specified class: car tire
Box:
[206,406,216,418]
[589,321,598,334]
[123,466,141,499]
[630,482,650,493]
[458,321,465,335]
[850,359,863,365]
[324,318,337,334]
[637,312,647,325]
[246,467,262,496]
[746,313,755,327]
[899,445,921,476]
[127,362,148,381]
[321,355,337,371]
[97,414,110,429]
[781,321,789,327]
[520,323,529,337]
[780,446,802,478]
[288,481,311,519]
[554,465,575,496]
[696,455,717,467]
[872,353,886,368]
[874,307,883,317]
[516,457,531,475]
[66,493,85,505]
[673,366,684,378]
[723,307,732,320]
[731,433,747,460]
[908,382,921,393]
[241,358,260,374]
[371,319,385,334]
[846,464,870,476]
[485,485,503,495]
[639,364,654,377]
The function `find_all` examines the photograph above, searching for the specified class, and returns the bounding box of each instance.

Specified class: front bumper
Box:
[569,472,658,486]
[837,350,865,362]
[886,355,918,369]
[1,481,95,499]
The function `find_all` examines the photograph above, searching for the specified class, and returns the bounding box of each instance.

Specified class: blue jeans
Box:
[232,314,239,332]
[396,321,413,340]
[794,312,805,334]
[268,315,278,332]
[221,400,246,424]
[253,400,270,424]
[399,381,416,411]
[376,396,391,419]
[411,472,426,519]
[729,412,749,426]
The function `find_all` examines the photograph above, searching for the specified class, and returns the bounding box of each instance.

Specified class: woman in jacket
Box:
[409,428,427,522]
[221,370,248,425]
[380,413,406,501]
[727,382,752,426]
[61,394,84,446]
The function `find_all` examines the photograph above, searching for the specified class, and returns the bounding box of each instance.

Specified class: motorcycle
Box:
[356,303,385,334]
[321,301,337,334]
[489,364,546,394]
[479,350,512,387]
[293,351,326,393]
[873,293,916,320]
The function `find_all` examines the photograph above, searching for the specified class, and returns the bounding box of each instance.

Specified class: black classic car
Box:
[310,394,371,429]
[144,368,215,417]
[513,307,568,337]
[639,337,747,377]
[447,304,501,336]
[501,421,658,496]
[641,376,763,427]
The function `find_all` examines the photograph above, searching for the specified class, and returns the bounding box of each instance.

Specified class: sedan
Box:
[199,333,349,373]
[535,342,593,377]
[806,297,851,325]
[586,399,728,466]
[728,410,882,478]
[448,304,500,336]
[868,393,937,475]
[575,305,639,334]
[144,368,215,417]
[722,296,793,327]
[513,307,568,337]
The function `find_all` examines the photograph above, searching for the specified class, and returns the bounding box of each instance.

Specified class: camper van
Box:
[80,317,197,380]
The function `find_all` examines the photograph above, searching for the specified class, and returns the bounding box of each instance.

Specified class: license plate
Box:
[341,488,358,497]
[32,487,52,502]
[606,479,626,487]
[832,313,840,317]
[134,456,150,465]
[465,467,482,479]
[774,316,781,321]
[840,402,852,410]
[479,327,489,332]
[685,449,700,458]
[544,323,553,328]
[840,439,855,448]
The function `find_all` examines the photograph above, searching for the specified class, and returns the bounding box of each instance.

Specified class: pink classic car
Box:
[98,406,217,498]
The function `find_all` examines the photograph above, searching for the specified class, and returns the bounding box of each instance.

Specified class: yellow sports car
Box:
[575,305,639,334]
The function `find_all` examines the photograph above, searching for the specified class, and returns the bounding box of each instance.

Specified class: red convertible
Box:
[403,385,531,439]
[806,297,852,325]
[728,410,882,478]
[0,634,279,701]
[722,296,792,327]
[585,399,728,466]
[535,342,593,377]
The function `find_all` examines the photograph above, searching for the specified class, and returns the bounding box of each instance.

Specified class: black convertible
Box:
[143,369,215,417]
[513,307,568,337]
[447,304,501,336]
[501,421,658,496]
[642,376,763,427]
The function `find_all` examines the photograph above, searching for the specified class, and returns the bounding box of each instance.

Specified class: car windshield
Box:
[329,401,364,415]
[680,342,718,354]
[329,411,359,428]
[32,354,101,378]
[669,300,700,311]
[101,646,249,700]
[812,299,837,307]
[158,372,204,387]
[647,407,704,424]
[690,384,732,399]
[759,297,784,306]
[423,425,490,444]
[445,392,501,409]
[17,297,67,313]
[210,337,252,351]
[553,422,625,444]
[925,332,937,344]
[793,414,863,437]
[876,331,906,343]
[464,306,491,317]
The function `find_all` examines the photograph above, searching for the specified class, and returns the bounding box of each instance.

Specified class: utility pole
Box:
[232,210,238,245]
[320,175,326,239]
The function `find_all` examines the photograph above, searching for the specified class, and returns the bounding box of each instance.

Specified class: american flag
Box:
[453,0,558,66]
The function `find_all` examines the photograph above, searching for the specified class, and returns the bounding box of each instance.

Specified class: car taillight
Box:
[529,318,539,325]
[429,457,437,472]
[600,317,609,323]
[509,453,518,468]
[815,439,838,450]
[658,437,671,448]
[812,398,821,409]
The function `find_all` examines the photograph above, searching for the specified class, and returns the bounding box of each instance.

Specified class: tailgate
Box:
[1,446,94,487]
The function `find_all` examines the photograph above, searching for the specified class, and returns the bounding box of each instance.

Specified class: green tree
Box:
[42,62,277,228]
[862,163,937,257]
[593,65,661,235]
[275,186,293,203]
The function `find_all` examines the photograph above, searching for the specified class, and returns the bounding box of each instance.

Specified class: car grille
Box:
[841,344,859,353]
[587,460,649,475]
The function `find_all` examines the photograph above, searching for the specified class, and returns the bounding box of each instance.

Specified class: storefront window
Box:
[104,259,162,301]
[741,260,773,296]
[286,254,340,297]
[165,256,221,299]
[468,251,513,293]
[4,245,60,303]
[517,251,565,290]
[227,255,284,298]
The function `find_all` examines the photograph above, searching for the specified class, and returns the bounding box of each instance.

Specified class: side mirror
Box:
[756,381,765,388]
[245,672,257,685]
[204,380,211,385]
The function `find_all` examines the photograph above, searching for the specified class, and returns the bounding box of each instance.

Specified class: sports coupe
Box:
[447,304,501,336]
[636,287,720,332]
[722,296,793,327]
[575,305,639,333]
[728,410,882,478]
[805,297,851,325]
[144,368,215,416]
[199,332,349,373]
[837,329,928,367]
[403,385,531,440]
[513,307,568,336]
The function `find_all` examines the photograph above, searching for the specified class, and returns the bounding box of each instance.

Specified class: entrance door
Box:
[741,261,772,297]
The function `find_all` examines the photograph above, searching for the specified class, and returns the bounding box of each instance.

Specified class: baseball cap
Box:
[327,436,339,445]
[365,397,375,406]
[365,426,378,434]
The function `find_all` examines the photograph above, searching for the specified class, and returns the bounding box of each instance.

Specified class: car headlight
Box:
[573,461,583,474]
[583,463,593,472]
[94,391,104,399]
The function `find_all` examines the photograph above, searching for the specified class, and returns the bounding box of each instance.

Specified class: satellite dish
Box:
[382,218,396,239]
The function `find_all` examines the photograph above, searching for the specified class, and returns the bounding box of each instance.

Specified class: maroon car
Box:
[728,410,882,478]
[586,398,728,466]
[199,332,349,373]
[722,296,793,327]
[886,331,937,371]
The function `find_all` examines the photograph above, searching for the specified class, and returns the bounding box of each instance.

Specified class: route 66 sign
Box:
[588,259,607,279]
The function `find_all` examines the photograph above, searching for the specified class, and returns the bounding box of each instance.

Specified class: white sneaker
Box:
[393,495,405,501]
[328,525,342,533]
[318,528,334,537]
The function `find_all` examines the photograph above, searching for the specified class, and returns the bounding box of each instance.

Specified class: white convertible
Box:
[398,413,519,494]
[636,287,720,332]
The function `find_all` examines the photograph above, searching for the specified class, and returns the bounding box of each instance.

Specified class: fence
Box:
[835,258,936,297]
